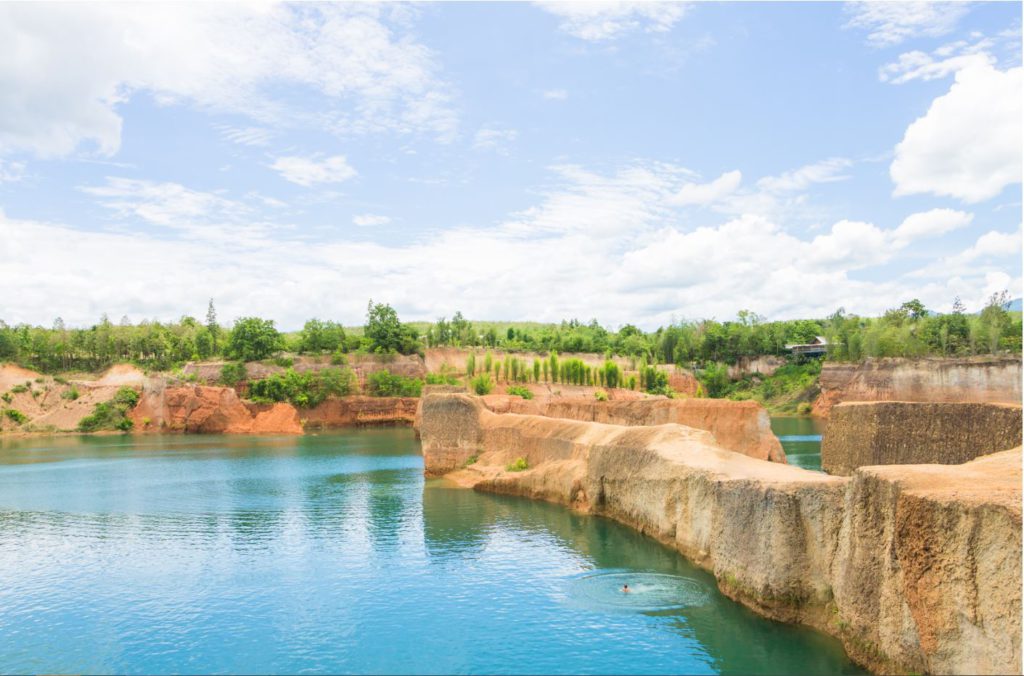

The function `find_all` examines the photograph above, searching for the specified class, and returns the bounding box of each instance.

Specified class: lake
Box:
[772,416,825,471]
[0,429,860,674]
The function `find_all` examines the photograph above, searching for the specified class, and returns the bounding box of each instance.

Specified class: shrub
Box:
[54,376,68,385]
[1,393,10,404]
[366,369,423,397]
[425,369,459,386]
[78,387,139,432]
[797,402,813,415]
[3,409,28,424]
[330,350,348,366]
[463,453,479,467]
[10,384,27,394]
[219,361,248,386]
[506,457,529,472]
[471,373,494,395]
[61,386,80,401]
[507,385,533,400]
[594,389,608,401]
[272,356,294,368]
[249,367,356,407]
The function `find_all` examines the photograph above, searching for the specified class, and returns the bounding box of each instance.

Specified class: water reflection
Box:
[772,416,825,471]
[0,429,861,675]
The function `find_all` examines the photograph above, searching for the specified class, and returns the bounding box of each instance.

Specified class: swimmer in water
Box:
[622,584,630,593]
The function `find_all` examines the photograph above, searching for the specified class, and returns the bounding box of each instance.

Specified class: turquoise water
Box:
[0,430,862,674]
[772,416,825,471]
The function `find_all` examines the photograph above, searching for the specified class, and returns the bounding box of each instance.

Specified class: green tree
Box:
[205,299,221,353]
[227,317,282,361]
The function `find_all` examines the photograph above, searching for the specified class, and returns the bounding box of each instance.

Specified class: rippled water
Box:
[772,416,825,471]
[0,430,862,674]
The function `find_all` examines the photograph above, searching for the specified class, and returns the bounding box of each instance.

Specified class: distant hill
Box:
[1007,298,1022,312]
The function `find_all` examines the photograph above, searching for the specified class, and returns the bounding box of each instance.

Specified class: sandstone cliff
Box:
[814,356,1022,416]
[477,396,786,463]
[420,393,1022,675]
[300,396,418,428]
[130,384,303,434]
[822,401,1023,475]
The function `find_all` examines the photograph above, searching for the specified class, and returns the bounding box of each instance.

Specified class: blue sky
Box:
[0,1,1020,330]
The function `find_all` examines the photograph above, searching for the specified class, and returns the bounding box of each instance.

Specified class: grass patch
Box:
[463,453,479,467]
[506,385,533,400]
[3,409,28,424]
[471,373,494,395]
[506,457,528,472]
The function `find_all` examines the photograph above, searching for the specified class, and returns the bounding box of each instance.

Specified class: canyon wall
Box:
[822,401,1023,475]
[477,395,785,463]
[420,393,1022,675]
[131,385,417,434]
[814,356,1022,416]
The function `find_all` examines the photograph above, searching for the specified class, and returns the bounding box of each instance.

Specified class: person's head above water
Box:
[622,584,630,592]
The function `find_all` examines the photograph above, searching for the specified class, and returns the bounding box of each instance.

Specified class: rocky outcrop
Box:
[477,396,786,463]
[300,396,419,429]
[822,401,1023,475]
[420,393,1022,675]
[130,385,302,434]
[814,356,1022,416]
[727,355,786,379]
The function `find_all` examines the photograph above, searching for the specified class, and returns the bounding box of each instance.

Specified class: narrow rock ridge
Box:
[420,393,1022,675]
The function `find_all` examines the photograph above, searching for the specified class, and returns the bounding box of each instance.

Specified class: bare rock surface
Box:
[420,393,1022,675]
[814,356,1022,416]
[822,401,1023,474]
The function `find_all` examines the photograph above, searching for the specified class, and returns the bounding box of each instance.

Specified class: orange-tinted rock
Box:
[300,396,419,428]
[130,385,301,434]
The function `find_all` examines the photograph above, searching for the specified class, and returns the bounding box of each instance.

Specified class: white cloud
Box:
[472,127,519,154]
[891,63,1022,203]
[218,125,274,147]
[534,1,689,41]
[271,155,357,187]
[4,161,1008,330]
[669,170,742,206]
[891,207,973,244]
[756,158,852,192]
[543,89,569,101]
[0,159,25,183]
[0,3,456,158]
[844,1,969,47]
[81,177,249,228]
[353,214,391,227]
[910,225,1022,279]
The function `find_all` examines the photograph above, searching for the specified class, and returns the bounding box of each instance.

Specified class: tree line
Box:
[1,294,1019,374]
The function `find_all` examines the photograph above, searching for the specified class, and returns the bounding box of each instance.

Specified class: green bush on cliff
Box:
[78,387,139,432]
[594,389,608,401]
[248,367,356,408]
[219,361,248,386]
[3,408,28,424]
[506,457,528,472]
[506,385,532,400]
[226,317,284,361]
[366,369,423,397]
[471,373,493,395]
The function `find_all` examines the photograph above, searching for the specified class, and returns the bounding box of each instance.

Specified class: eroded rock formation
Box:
[814,356,1022,416]
[130,385,303,434]
[420,393,1022,675]
[476,395,786,463]
[822,401,1023,475]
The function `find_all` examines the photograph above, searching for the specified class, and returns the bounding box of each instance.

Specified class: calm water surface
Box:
[0,429,861,674]
[772,416,825,471]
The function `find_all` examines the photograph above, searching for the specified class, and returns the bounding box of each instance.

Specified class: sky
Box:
[0,1,1020,331]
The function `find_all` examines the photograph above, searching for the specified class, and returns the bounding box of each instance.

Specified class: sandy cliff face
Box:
[814,356,1022,416]
[476,396,786,463]
[300,396,419,428]
[822,401,1023,474]
[130,385,302,434]
[420,393,1022,675]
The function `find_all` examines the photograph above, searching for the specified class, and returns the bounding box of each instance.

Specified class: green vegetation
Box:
[425,371,459,386]
[365,301,420,355]
[463,453,479,467]
[219,361,248,386]
[248,367,356,407]
[296,318,347,354]
[227,317,283,362]
[61,386,80,400]
[713,360,823,413]
[471,373,494,395]
[594,389,608,401]
[366,370,423,397]
[3,408,28,424]
[10,384,27,394]
[506,385,533,400]
[506,457,529,472]
[78,387,139,432]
